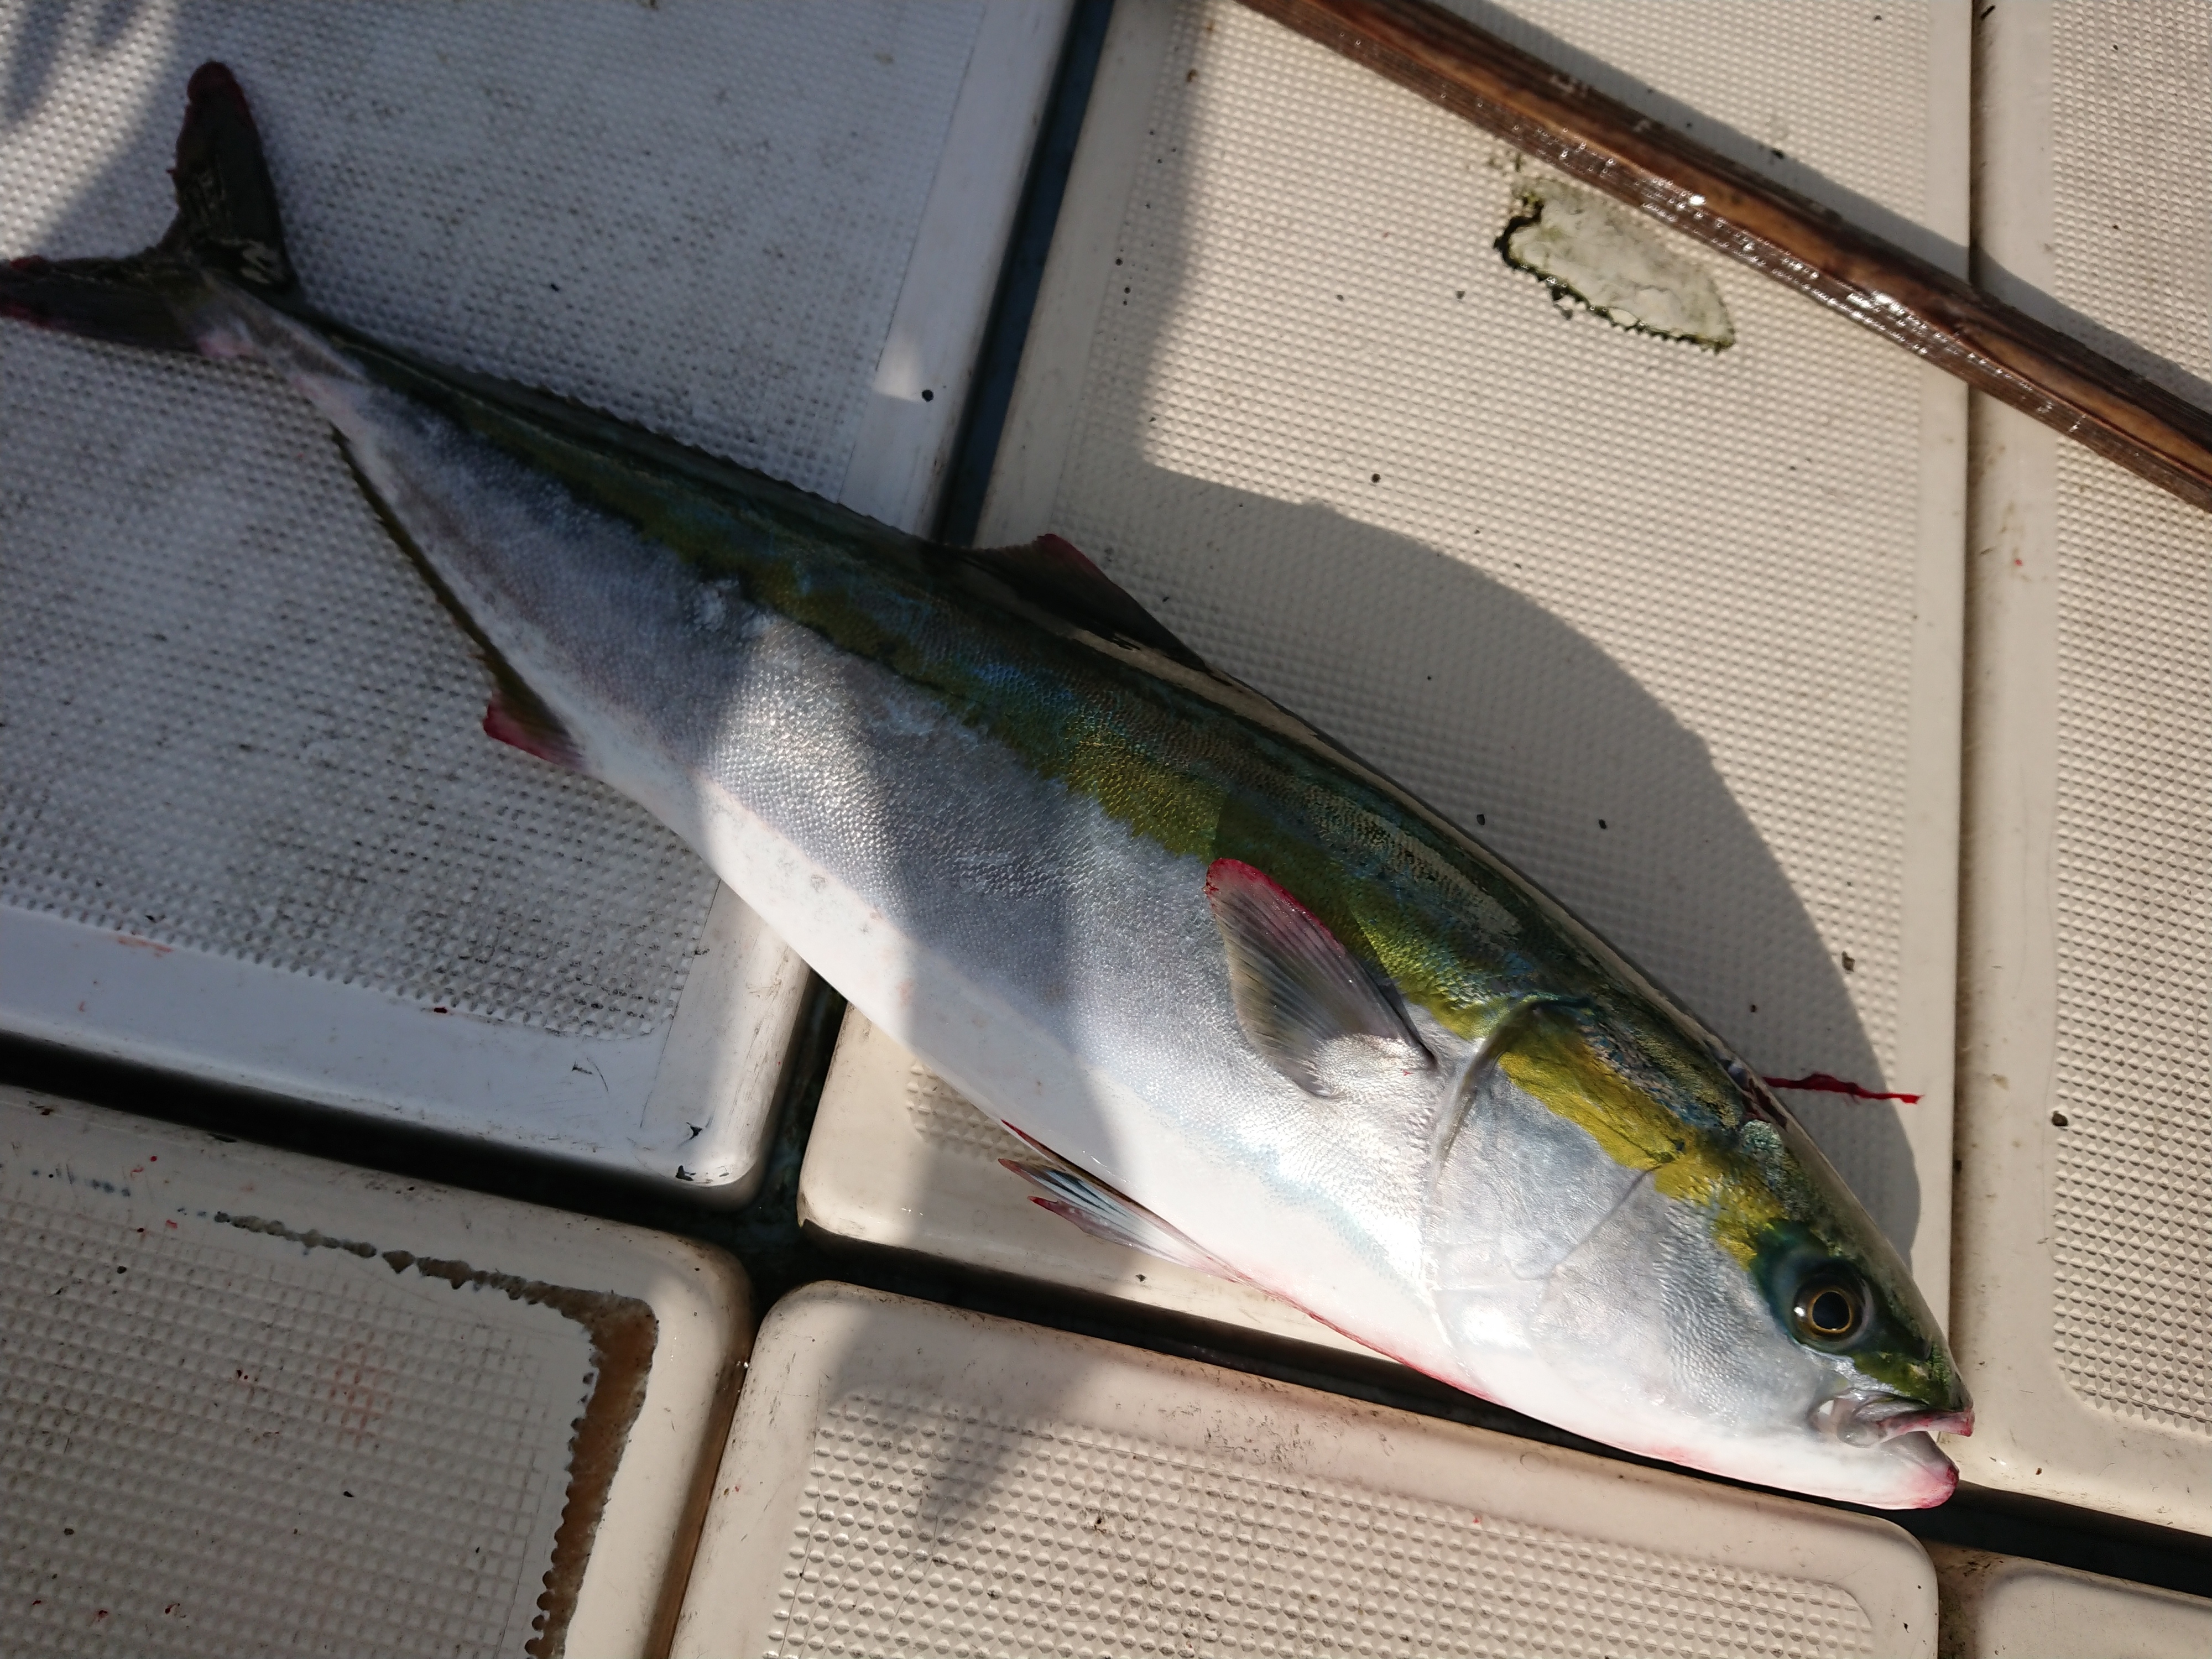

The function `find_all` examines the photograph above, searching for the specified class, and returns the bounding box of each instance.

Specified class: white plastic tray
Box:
[0,1,1070,1194]
[1952,1,2210,1533]
[972,0,1969,1313]
[0,1085,750,1658]
[672,1283,1939,1658]
[1929,1545,2212,1659]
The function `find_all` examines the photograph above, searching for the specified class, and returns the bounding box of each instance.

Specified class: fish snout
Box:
[1808,1392,1975,1448]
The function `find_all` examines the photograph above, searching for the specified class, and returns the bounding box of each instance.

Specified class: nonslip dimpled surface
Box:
[2043,4,2211,1435]
[903,1060,1026,1165]
[675,1286,1938,1658]
[1929,1545,2212,1659]
[765,1389,1875,1659]
[0,1088,750,1658]
[1952,1,2209,1527]
[1,1141,592,1656]
[0,1,985,1037]
[1,332,717,1039]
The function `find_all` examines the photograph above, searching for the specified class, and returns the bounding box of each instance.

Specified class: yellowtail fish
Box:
[2,64,1968,1506]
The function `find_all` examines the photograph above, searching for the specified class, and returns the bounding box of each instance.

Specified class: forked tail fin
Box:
[1,62,298,351]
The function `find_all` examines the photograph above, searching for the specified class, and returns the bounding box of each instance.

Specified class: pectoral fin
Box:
[1206,858,1432,1097]
[999,1150,1239,1280]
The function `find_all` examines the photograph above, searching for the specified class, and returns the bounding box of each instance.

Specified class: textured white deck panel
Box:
[1954,2,2211,1532]
[0,1,1066,1188]
[1929,1546,2212,1659]
[673,1285,1937,1659]
[0,1088,749,1658]
[978,0,1968,1298]
[800,1010,1374,1357]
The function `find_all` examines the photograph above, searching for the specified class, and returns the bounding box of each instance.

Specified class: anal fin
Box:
[999,1140,1239,1280]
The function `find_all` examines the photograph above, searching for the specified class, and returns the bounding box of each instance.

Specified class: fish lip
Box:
[1884,1431,1961,1506]
[1809,1392,1975,1449]
[1872,1406,1974,1443]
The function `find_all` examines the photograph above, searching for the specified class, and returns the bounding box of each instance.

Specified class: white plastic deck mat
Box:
[0,1,1069,1193]
[802,1009,1375,1358]
[1929,1545,2212,1659]
[973,0,1969,1321]
[1955,6,2212,1548]
[1954,3,2211,1536]
[0,1085,750,1658]
[671,1282,1939,1658]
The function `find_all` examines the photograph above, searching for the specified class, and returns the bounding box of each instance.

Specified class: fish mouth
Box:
[1808,1392,1975,1449]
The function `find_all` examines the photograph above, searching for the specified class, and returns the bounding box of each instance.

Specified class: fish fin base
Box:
[1206,857,1431,1097]
[999,1157,1241,1280]
[1423,994,1570,1193]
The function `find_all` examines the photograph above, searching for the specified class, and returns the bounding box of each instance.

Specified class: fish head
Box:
[1732,1097,1973,1502]
[1422,1001,1968,1508]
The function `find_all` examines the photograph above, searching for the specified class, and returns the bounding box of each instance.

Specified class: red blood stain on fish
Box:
[113,933,173,954]
[1764,1072,1921,1104]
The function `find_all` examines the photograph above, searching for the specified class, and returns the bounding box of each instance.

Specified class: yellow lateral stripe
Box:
[1497,1013,1785,1266]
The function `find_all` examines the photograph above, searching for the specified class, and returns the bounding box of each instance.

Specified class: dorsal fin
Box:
[962,533,1208,670]
[1206,858,1432,1097]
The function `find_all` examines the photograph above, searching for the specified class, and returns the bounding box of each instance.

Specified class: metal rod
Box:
[1239,0,2212,514]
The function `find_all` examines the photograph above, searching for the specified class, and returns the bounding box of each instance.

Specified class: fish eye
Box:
[1791,1275,1866,1345]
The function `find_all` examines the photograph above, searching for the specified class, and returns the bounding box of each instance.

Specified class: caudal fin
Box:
[1,62,298,351]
